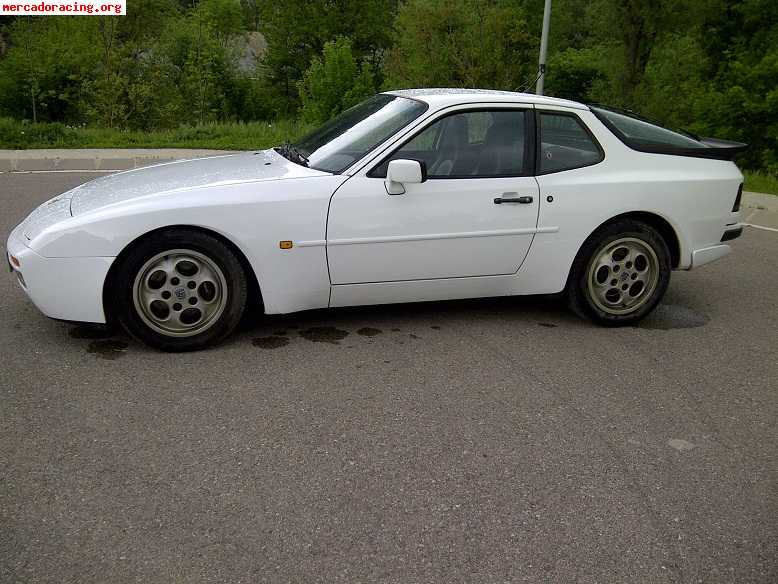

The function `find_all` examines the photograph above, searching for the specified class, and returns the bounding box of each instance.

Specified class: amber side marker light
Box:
[279,241,293,250]
[9,255,20,268]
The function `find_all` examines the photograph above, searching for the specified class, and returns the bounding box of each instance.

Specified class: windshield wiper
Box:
[276,142,309,167]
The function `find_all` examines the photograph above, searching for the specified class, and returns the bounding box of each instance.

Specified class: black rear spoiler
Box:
[698,138,749,161]
[609,138,749,161]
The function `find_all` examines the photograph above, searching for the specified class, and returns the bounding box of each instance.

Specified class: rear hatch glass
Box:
[590,105,746,161]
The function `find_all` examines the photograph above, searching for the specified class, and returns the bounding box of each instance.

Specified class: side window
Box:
[539,113,603,174]
[370,109,528,178]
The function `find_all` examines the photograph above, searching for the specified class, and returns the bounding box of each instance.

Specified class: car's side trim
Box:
[298,226,559,248]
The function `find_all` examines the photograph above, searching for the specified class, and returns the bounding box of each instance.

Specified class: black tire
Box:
[112,229,248,351]
[566,219,671,326]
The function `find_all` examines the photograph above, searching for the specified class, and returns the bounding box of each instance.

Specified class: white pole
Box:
[536,0,552,95]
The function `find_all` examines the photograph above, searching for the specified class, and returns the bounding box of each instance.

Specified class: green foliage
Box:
[257,0,397,112]
[546,47,605,102]
[0,0,258,129]
[0,117,77,148]
[383,0,534,90]
[198,0,244,45]
[0,0,776,174]
[298,38,376,124]
[744,171,778,196]
[0,18,101,122]
[689,0,778,173]
[0,116,311,149]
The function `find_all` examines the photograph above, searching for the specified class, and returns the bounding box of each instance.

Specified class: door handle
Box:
[494,194,533,204]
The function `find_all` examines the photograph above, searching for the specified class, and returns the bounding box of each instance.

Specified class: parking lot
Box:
[1,172,777,583]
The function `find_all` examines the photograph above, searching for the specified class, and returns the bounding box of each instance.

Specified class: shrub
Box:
[297,37,376,125]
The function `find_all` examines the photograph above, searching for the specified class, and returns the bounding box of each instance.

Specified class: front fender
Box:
[30,176,346,314]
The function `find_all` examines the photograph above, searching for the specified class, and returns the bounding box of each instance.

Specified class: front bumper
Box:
[6,224,114,323]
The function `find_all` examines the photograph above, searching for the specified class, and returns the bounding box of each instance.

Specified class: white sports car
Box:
[7,89,746,351]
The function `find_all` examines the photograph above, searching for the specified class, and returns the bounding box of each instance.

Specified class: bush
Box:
[297,37,376,125]
[382,0,535,90]
[0,117,311,150]
[0,118,79,148]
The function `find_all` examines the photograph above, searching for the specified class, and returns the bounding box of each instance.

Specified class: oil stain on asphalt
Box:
[69,325,114,340]
[637,304,709,330]
[299,326,349,345]
[356,327,382,337]
[252,336,290,349]
[87,339,129,360]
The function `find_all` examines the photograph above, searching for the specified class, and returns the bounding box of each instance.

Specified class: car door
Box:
[326,106,540,284]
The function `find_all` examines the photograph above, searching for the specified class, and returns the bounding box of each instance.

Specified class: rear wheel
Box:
[567,219,671,325]
[113,229,247,351]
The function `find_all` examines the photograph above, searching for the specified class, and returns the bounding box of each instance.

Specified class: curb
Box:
[0,149,237,172]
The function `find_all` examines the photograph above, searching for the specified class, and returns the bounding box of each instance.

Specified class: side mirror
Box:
[385,159,427,195]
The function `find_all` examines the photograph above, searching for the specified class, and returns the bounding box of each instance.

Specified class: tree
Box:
[382,0,535,91]
[546,47,605,101]
[692,0,778,172]
[0,17,100,122]
[297,37,376,124]
[258,0,397,112]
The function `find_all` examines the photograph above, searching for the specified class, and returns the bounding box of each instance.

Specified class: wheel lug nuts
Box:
[161,291,171,300]
[610,279,617,286]
[188,297,197,305]
[187,281,196,289]
[173,303,182,311]
[171,277,180,285]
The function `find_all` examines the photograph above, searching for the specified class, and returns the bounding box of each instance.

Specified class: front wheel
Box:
[567,219,671,326]
[113,229,248,351]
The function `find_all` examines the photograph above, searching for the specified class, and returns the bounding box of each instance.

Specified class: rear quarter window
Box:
[538,112,604,174]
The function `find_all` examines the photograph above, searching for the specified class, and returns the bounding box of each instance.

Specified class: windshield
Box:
[590,105,705,149]
[294,94,428,173]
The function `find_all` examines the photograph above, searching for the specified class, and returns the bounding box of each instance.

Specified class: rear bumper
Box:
[6,225,113,323]
[687,223,742,270]
[721,225,743,242]
[690,244,730,269]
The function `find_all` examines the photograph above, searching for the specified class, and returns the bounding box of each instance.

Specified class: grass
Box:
[0,117,312,151]
[743,170,778,196]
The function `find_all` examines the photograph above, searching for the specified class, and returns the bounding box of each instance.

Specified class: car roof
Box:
[384,88,588,111]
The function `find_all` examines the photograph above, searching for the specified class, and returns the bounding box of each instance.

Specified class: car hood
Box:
[67,149,328,217]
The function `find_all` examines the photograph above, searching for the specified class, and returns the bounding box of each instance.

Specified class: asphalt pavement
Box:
[1,172,777,583]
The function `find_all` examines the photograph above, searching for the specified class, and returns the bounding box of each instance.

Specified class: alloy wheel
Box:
[132,249,228,337]
[586,237,660,316]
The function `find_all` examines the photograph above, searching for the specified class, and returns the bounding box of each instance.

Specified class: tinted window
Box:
[539,113,603,173]
[372,110,528,178]
[590,106,705,149]
[295,94,427,173]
